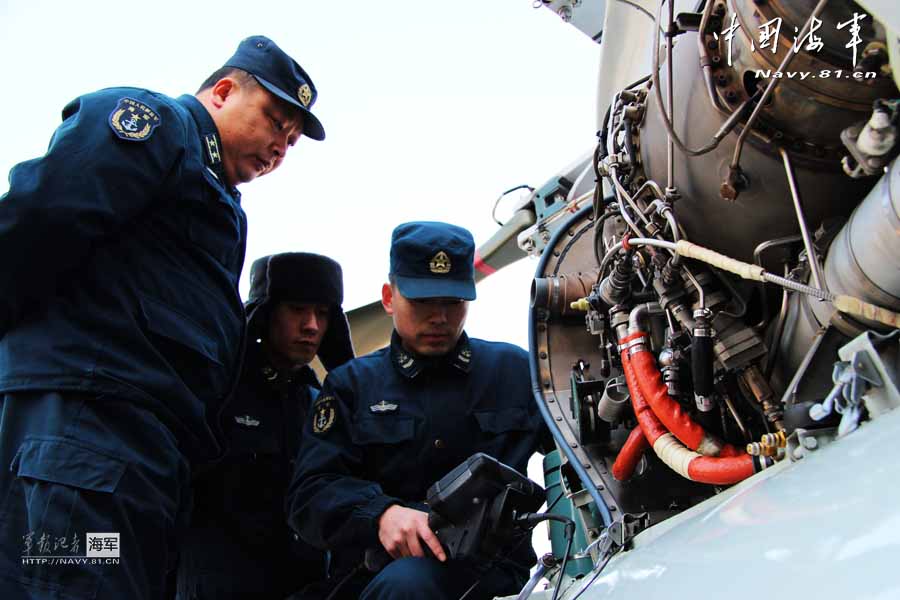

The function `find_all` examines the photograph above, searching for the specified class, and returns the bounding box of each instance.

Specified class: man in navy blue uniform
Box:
[177,252,354,600]
[288,222,548,600]
[0,36,326,599]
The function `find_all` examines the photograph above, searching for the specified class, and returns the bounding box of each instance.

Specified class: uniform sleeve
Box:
[0,90,184,335]
[286,374,402,551]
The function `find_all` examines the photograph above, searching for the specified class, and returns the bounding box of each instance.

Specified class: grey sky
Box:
[0,0,598,350]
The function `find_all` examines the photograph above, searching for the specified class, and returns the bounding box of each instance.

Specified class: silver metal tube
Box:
[666,0,675,189]
[683,265,705,309]
[598,240,626,276]
[628,237,676,251]
[722,390,750,442]
[779,148,825,291]
[629,302,663,334]
[779,325,828,407]
[650,0,744,156]
[752,235,803,266]
[633,179,666,202]
[730,0,830,171]
[764,265,791,378]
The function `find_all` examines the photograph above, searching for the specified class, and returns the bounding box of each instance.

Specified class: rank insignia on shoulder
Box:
[369,401,398,413]
[312,395,337,434]
[108,97,161,142]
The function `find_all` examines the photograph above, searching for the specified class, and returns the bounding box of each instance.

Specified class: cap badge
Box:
[429,251,452,275]
[298,84,312,107]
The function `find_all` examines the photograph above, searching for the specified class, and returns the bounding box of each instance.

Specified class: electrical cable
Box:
[493,184,535,226]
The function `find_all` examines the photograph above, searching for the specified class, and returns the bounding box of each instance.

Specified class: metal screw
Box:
[802,436,818,450]
[540,351,548,359]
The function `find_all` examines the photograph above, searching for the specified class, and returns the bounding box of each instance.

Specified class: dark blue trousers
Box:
[294,557,524,600]
[0,392,191,600]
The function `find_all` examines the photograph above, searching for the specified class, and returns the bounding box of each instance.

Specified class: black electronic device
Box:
[427,453,545,562]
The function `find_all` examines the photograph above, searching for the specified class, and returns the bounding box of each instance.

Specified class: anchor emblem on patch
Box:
[108,97,161,142]
[370,400,399,413]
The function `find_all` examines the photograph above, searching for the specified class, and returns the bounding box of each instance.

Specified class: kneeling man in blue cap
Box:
[287,222,548,600]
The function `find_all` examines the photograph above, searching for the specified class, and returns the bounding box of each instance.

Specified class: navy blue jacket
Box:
[179,343,326,598]
[0,88,246,461]
[287,332,548,576]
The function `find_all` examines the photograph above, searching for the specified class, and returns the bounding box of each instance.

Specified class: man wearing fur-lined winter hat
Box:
[178,252,354,600]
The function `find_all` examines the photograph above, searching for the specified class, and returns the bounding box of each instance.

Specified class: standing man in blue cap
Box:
[287,222,548,600]
[178,252,354,599]
[0,36,325,599]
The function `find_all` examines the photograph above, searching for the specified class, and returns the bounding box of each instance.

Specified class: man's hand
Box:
[377,505,447,562]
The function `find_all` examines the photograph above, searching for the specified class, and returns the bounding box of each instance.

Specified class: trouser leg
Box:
[0,392,191,600]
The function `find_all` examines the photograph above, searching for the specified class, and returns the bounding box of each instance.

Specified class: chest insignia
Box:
[234,415,260,427]
[108,97,161,142]
[369,401,399,413]
[312,395,337,434]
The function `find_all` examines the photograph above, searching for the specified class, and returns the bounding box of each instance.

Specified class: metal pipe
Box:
[752,235,803,267]
[722,390,751,442]
[628,302,663,334]
[779,148,825,291]
[696,0,725,114]
[683,264,706,309]
[666,0,675,189]
[764,265,791,378]
[729,0,831,173]
[651,0,750,157]
[778,325,828,407]
[598,241,626,277]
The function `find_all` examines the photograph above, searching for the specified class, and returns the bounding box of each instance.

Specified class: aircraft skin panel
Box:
[511,406,900,599]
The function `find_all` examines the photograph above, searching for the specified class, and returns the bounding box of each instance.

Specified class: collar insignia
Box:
[108,97,161,142]
[370,401,399,413]
[429,251,451,274]
[396,351,415,369]
[235,415,260,427]
[204,133,221,165]
[298,84,312,107]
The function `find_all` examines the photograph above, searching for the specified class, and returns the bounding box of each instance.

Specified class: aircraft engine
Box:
[528,0,900,562]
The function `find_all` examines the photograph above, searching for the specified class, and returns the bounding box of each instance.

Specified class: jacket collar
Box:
[390,330,472,379]
[176,94,238,200]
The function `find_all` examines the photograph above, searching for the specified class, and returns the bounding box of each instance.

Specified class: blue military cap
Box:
[390,222,476,301]
[224,35,325,141]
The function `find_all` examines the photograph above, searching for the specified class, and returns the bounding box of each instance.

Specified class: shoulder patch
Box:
[312,395,337,434]
[108,97,161,142]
